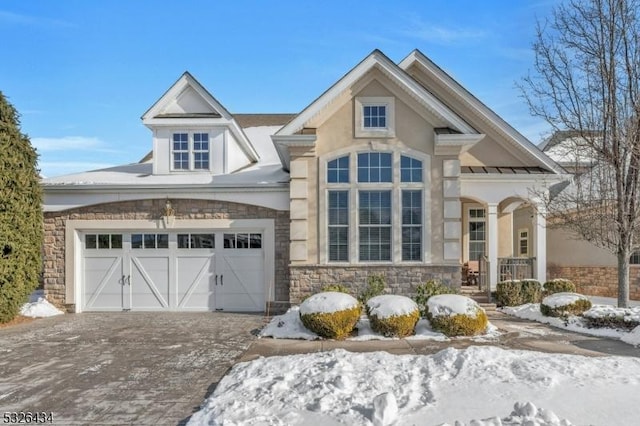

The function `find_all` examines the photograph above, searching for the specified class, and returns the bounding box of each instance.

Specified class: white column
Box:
[534,204,547,282]
[487,203,499,290]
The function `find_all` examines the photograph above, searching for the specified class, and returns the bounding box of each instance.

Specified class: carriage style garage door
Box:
[82,231,265,312]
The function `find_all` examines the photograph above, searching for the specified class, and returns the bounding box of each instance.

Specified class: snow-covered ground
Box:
[501,303,640,347]
[20,290,64,318]
[187,346,640,426]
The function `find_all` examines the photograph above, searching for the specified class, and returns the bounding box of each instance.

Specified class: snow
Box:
[187,346,640,425]
[427,294,483,317]
[541,292,590,308]
[20,290,64,318]
[501,303,640,346]
[298,292,360,315]
[582,304,640,323]
[366,295,418,319]
[260,306,320,340]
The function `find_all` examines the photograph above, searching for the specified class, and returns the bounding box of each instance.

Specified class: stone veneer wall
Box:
[43,199,290,311]
[547,264,640,300]
[289,265,461,304]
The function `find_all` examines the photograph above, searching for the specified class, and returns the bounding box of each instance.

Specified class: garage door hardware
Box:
[215,274,224,286]
[120,275,131,286]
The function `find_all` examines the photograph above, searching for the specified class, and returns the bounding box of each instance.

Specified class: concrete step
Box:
[479,303,498,312]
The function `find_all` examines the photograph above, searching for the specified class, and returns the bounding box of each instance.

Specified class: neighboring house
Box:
[541,131,640,300]
[41,49,565,313]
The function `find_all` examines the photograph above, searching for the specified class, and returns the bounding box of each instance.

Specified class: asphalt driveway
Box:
[0,312,264,425]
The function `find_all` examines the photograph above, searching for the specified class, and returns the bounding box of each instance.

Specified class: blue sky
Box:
[1,0,558,177]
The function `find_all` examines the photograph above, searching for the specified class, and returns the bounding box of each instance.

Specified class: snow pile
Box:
[260,307,320,340]
[187,346,640,425]
[427,294,483,317]
[583,304,640,323]
[299,291,360,315]
[501,303,640,345]
[366,295,418,318]
[20,291,64,318]
[541,292,590,308]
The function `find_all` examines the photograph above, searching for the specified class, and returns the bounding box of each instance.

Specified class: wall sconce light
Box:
[162,198,175,228]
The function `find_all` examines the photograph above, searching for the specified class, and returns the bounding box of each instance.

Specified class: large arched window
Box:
[323,150,428,263]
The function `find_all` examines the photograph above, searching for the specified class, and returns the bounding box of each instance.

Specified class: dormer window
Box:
[172,132,210,171]
[355,96,395,138]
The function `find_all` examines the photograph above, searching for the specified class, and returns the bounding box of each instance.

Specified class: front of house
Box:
[42,49,565,313]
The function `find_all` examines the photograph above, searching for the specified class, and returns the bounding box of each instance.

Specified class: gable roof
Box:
[399,49,564,175]
[142,72,259,161]
[275,49,477,137]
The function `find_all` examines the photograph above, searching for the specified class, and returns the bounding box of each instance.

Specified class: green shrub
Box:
[543,279,576,297]
[321,284,351,294]
[540,293,592,318]
[583,314,640,331]
[428,310,489,337]
[496,280,542,307]
[0,92,44,324]
[413,280,458,316]
[358,274,386,304]
[366,295,420,337]
[299,306,361,340]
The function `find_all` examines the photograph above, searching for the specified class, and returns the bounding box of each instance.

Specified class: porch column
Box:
[487,203,499,289]
[533,203,547,282]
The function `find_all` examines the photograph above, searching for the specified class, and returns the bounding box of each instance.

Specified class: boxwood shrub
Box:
[543,279,576,297]
[299,292,361,339]
[496,279,542,307]
[540,293,592,318]
[412,280,458,317]
[367,295,420,338]
[427,309,488,337]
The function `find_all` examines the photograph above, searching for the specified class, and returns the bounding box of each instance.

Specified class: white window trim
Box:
[318,144,430,265]
[354,96,396,138]
[464,204,486,263]
[170,131,212,172]
[518,228,529,257]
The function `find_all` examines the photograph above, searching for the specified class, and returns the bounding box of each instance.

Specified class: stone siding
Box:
[547,264,640,300]
[43,199,290,311]
[289,264,461,304]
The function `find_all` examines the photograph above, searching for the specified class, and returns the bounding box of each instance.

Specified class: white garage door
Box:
[82,231,265,312]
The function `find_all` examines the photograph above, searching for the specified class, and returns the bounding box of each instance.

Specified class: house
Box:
[541,131,640,300]
[41,49,566,313]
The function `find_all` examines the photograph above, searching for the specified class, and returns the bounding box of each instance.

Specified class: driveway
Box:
[0,312,264,425]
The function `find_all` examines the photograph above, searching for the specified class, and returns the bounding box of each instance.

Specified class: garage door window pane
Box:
[236,234,249,248]
[178,234,189,248]
[224,234,235,248]
[132,234,143,249]
[157,234,169,249]
[250,234,262,248]
[98,234,110,249]
[193,234,215,248]
[85,235,97,249]
[144,234,156,249]
[111,235,122,249]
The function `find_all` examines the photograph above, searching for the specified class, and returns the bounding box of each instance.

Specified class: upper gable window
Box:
[355,96,395,138]
[172,132,210,171]
[358,152,392,183]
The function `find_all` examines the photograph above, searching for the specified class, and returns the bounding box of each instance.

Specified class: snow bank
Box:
[621,326,640,346]
[583,304,640,323]
[187,346,640,425]
[501,303,639,345]
[20,294,64,318]
[542,292,590,308]
[427,294,482,317]
[366,295,418,319]
[299,291,360,315]
[260,307,320,340]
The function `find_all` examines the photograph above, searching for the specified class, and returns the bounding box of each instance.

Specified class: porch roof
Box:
[461,166,550,174]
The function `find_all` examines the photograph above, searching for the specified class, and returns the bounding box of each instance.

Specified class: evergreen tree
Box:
[0,91,43,323]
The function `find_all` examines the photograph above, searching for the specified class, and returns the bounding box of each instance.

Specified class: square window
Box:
[132,234,143,249]
[363,104,387,129]
[224,233,236,248]
[157,234,169,249]
[98,234,110,249]
[144,234,156,249]
[85,234,97,249]
[111,234,122,249]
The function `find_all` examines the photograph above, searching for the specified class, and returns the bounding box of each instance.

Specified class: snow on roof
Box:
[42,125,288,187]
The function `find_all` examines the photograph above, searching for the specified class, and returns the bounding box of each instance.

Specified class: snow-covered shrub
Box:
[540,292,592,318]
[426,294,488,337]
[357,274,386,304]
[496,279,542,307]
[543,278,576,297]
[582,305,640,331]
[412,280,457,316]
[321,284,351,294]
[299,292,361,339]
[366,295,420,338]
